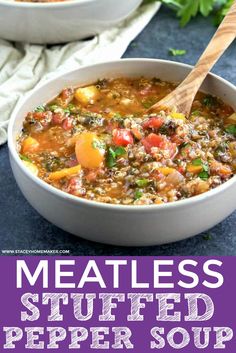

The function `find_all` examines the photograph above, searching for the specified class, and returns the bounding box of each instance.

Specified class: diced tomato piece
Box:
[143,117,164,130]
[142,133,177,158]
[112,129,134,146]
[141,133,165,153]
[177,166,185,174]
[62,117,73,130]
[33,112,45,120]
[52,113,64,125]
[31,111,52,127]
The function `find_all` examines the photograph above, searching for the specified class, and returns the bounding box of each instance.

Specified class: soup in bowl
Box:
[8,59,236,246]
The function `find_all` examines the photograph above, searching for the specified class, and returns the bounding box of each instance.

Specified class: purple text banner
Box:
[0,256,235,352]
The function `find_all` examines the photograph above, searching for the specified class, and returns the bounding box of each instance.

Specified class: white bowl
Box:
[0,0,142,44]
[8,59,236,246]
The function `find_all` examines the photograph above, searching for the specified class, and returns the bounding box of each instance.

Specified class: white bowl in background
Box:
[8,59,236,246]
[0,0,143,44]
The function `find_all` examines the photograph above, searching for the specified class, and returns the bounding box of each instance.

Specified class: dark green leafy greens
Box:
[203,95,218,107]
[225,125,236,136]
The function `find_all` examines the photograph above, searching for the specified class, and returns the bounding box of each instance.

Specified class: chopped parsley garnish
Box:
[225,125,236,136]
[144,0,232,27]
[115,146,126,156]
[134,190,143,200]
[48,104,59,112]
[136,179,149,187]
[19,154,32,163]
[199,171,209,180]
[192,158,209,178]
[34,105,45,112]
[192,158,209,172]
[169,48,187,56]
[68,103,76,111]
[107,148,116,168]
[192,158,202,166]
[106,146,126,168]
[63,108,71,114]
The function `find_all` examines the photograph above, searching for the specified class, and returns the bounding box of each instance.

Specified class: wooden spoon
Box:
[149,0,236,117]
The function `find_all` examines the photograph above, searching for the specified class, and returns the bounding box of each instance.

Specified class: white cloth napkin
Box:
[0,2,160,145]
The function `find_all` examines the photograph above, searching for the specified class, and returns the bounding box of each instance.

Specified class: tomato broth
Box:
[18,77,236,205]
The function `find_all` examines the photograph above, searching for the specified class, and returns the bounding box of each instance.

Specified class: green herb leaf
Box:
[48,104,59,112]
[106,146,126,168]
[225,125,236,136]
[106,147,116,168]
[63,108,71,114]
[34,105,45,112]
[202,164,209,172]
[136,179,150,187]
[199,171,209,180]
[114,146,126,156]
[169,48,187,56]
[19,154,32,163]
[159,0,230,27]
[192,158,202,166]
[192,158,209,173]
[214,0,234,26]
[134,190,143,200]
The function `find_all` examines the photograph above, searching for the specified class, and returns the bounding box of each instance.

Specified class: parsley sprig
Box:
[106,146,126,168]
[192,158,210,180]
[144,0,233,27]
[169,48,187,56]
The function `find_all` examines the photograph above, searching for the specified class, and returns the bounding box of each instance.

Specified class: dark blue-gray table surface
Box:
[0,7,235,255]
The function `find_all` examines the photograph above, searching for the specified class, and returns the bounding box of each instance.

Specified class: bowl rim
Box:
[8,58,236,212]
[0,0,96,8]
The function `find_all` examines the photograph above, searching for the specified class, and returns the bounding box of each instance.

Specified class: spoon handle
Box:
[151,0,236,116]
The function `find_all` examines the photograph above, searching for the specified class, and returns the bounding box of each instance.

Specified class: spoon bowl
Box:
[8,59,236,246]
